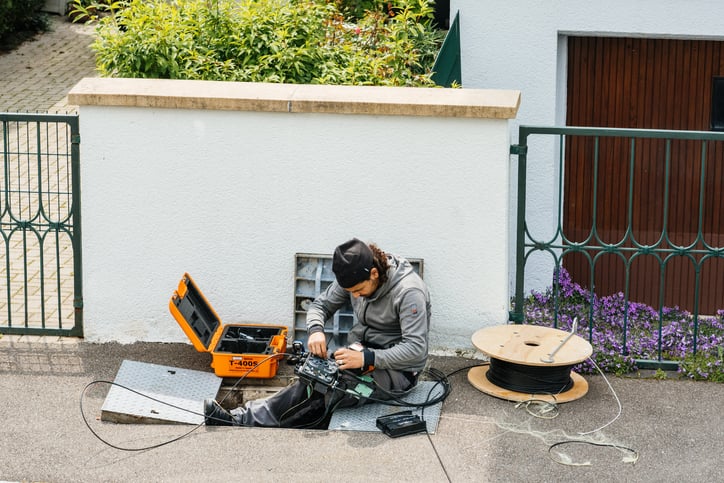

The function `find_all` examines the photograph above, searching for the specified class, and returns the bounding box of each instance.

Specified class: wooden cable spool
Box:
[468,323,593,403]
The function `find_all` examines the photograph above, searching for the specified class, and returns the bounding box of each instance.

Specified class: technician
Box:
[204,237,432,428]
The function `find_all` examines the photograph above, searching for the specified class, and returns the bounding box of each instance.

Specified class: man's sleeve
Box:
[306,281,349,335]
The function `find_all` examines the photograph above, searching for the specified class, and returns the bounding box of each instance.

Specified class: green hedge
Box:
[86,0,443,86]
[0,0,48,41]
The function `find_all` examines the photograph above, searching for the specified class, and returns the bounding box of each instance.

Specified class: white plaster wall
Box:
[79,105,511,353]
[451,0,724,293]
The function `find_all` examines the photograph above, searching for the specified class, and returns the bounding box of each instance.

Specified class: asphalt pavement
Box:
[0,335,722,483]
[1,13,723,483]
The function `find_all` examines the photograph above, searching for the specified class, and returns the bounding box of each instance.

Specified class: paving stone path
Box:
[0,14,97,113]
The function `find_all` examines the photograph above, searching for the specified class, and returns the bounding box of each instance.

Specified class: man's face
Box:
[343,268,379,298]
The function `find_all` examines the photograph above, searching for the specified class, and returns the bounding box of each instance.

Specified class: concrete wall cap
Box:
[68,77,521,119]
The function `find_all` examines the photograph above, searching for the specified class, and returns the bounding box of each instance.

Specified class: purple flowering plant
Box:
[521,267,724,381]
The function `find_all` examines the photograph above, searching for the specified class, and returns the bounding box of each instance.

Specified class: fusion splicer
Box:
[294,354,339,394]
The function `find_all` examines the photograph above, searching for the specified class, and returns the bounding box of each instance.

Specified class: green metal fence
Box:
[431,11,461,88]
[510,125,724,369]
[0,113,83,336]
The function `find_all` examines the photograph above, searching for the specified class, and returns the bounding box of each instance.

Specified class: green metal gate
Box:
[0,113,83,337]
[510,125,724,369]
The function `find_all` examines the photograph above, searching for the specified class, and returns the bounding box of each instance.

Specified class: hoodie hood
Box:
[368,254,416,301]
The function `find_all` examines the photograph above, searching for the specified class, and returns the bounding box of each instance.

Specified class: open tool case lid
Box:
[169,273,289,378]
[169,273,222,352]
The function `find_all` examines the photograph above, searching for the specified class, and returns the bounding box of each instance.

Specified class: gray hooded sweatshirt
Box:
[306,254,431,373]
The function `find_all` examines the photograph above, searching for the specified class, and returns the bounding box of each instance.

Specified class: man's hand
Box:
[307,332,327,358]
[333,348,364,370]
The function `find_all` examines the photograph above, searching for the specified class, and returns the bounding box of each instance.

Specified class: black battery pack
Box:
[375,411,427,438]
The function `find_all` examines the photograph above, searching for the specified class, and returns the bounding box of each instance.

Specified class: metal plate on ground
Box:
[101,360,222,425]
[328,381,444,434]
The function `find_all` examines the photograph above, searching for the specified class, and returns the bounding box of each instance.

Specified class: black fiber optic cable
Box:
[81,350,480,451]
[80,352,288,451]
[340,367,452,407]
[486,357,575,394]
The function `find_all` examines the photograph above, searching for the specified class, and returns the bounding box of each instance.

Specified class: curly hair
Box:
[368,243,390,285]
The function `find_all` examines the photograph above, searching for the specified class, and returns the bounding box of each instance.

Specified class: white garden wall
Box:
[451,0,724,292]
[69,78,520,353]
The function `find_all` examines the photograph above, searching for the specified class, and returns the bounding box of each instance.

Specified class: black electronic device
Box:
[295,354,339,388]
[375,411,428,438]
[287,340,306,365]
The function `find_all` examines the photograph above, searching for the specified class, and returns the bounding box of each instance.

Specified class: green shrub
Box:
[333,0,397,21]
[86,0,443,86]
[0,0,48,44]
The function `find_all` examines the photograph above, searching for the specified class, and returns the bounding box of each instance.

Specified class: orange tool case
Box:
[169,273,288,379]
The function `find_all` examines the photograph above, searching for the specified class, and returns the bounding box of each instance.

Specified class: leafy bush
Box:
[523,267,724,381]
[332,0,400,21]
[0,0,48,45]
[80,0,442,86]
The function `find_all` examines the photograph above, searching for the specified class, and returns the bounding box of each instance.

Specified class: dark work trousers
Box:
[229,368,416,428]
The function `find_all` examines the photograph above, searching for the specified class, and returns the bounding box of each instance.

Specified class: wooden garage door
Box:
[564,37,724,315]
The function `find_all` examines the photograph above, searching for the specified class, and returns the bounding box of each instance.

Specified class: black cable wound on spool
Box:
[486,357,574,394]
